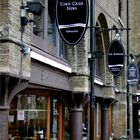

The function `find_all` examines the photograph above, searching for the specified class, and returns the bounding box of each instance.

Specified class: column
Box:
[0,108,9,140]
[101,104,110,140]
[71,107,83,140]
[97,98,113,140]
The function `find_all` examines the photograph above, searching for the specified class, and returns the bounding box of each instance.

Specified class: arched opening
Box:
[94,13,113,140]
[95,13,110,83]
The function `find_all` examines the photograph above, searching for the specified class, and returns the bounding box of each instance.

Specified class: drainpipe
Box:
[126,0,130,138]
[89,0,95,139]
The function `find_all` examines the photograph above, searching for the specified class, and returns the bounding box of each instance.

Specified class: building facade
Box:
[0,0,138,140]
[130,1,140,139]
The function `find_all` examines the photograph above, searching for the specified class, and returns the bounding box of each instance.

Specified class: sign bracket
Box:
[87,25,130,32]
[88,51,104,59]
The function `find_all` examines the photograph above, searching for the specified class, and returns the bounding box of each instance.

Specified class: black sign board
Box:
[127,62,139,85]
[56,0,89,45]
[107,39,125,76]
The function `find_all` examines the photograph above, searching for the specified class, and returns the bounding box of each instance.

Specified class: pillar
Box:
[71,107,83,140]
[101,104,110,140]
[0,108,9,140]
[63,93,88,140]
[97,98,114,140]
[0,75,28,140]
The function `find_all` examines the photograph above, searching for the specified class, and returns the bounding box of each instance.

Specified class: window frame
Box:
[31,0,47,50]
[31,0,67,60]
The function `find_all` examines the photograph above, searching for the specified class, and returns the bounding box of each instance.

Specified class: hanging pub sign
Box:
[127,62,139,86]
[107,39,125,76]
[55,0,89,45]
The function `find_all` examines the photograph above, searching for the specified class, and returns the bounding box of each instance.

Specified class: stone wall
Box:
[0,0,31,78]
[67,36,89,94]
[130,1,140,56]
[67,0,128,138]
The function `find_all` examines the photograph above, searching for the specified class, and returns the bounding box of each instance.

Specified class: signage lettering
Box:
[127,62,139,86]
[59,2,84,7]
[56,0,89,45]
[107,39,125,76]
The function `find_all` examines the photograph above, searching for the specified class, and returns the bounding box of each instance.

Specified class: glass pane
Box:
[9,94,48,140]
[48,0,56,47]
[51,98,58,139]
[33,0,45,38]
[64,106,70,140]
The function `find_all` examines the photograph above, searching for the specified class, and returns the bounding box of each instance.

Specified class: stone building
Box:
[129,1,140,139]
[0,0,137,140]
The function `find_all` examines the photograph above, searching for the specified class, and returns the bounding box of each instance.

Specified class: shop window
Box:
[64,106,70,140]
[51,98,58,139]
[50,98,70,140]
[9,94,48,140]
[8,94,70,140]
[83,103,88,138]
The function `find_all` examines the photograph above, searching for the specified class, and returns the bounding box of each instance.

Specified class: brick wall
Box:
[0,0,31,78]
[130,1,140,55]
[67,0,128,138]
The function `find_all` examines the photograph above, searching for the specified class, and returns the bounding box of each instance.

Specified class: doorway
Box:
[133,102,140,139]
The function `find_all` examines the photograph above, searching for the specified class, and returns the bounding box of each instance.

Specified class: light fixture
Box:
[129,53,134,62]
[23,47,31,55]
[114,87,120,93]
[20,0,44,26]
[115,28,121,40]
[20,5,28,26]
[27,1,44,15]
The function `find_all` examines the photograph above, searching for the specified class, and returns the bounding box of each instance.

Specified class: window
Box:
[48,0,56,47]
[118,0,122,18]
[59,38,67,59]
[9,94,70,140]
[47,0,67,59]
[95,27,103,78]
[31,0,67,59]
[33,0,45,38]
[64,106,70,140]
[9,95,48,139]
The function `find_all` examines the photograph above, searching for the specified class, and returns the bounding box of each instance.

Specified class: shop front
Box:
[8,93,71,140]
[7,59,72,140]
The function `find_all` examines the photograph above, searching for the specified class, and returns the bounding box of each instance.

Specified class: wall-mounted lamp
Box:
[129,53,134,62]
[20,0,44,53]
[112,25,121,40]
[27,1,44,15]
[114,87,120,93]
[20,5,28,26]
[20,1,44,26]
[115,30,121,40]
[23,47,31,55]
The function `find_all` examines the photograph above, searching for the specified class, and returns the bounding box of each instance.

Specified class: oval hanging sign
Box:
[107,39,125,76]
[56,0,89,45]
[127,62,139,86]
